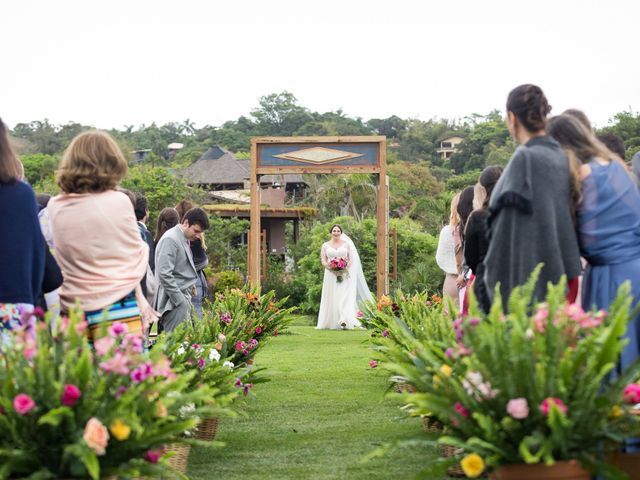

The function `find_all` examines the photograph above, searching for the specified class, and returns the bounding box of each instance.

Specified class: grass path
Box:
[187,317,442,479]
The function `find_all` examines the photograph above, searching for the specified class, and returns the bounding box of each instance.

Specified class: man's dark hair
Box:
[134,192,148,221]
[183,207,210,230]
[597,133,626,160]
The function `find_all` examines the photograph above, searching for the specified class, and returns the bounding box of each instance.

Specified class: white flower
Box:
[463,371,498,400]
[525,328,534,340]
[178,403,196,419]
[177,346,186,355]
[223,361,234,369]
[209,349,221,362]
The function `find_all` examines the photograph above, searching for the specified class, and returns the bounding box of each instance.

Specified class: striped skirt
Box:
[85,291,143,340]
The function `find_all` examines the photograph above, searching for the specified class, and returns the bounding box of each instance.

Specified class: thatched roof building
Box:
[181,146,307,194]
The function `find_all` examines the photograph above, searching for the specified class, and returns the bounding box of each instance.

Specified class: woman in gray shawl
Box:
[483,84,581,306]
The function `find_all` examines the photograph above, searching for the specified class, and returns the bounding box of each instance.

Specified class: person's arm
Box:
[346,242,353,268]
[320,244,329,269]
[42,247,63,293]
[155,237,186,306]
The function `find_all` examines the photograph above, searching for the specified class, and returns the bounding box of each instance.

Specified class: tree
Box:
[367,115,407,140]
[251,92,313,136]
[21,154,59,185]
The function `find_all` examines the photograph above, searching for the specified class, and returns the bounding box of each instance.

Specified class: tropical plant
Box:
[0,309,217,479]
[381,270,640,478]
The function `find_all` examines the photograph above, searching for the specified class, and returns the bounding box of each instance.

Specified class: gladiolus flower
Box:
[83,417,109,455]
[13,394,36,415]
[454,402,469,418]
[110,419,131,441]
[369,360,378,368]
[460,453,485,478]
[623,384,640,404]
[108,322,127,337]
[61,384,82,407]
[540,397,568,416]
[144,449,162,463]
[94,336,115,356]
[506,398,529,419]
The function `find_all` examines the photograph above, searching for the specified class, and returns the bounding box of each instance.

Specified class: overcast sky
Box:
[2,0,638,130]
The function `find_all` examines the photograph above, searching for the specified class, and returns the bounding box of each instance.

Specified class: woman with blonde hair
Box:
[435,192,462,301]
[48,131,158,338]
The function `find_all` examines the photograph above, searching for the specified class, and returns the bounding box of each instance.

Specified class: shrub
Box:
[212,270,245,294]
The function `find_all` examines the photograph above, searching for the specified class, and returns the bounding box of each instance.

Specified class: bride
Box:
[317,224,373,330]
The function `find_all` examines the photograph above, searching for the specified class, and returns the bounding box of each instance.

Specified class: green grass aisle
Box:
[188,317,442,479]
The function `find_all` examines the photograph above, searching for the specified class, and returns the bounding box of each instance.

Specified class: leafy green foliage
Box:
[211,270,245,294]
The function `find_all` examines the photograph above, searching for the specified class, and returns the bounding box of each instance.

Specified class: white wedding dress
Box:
[316,235,373,330]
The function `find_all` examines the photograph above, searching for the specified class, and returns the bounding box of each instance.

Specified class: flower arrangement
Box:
[381,271,640,478]
[0,309,217,479]
[328,257,348,283]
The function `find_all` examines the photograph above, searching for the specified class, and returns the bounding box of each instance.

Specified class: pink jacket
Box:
[48,190,148,312]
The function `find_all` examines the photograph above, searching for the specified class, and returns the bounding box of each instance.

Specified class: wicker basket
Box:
[421,416,443,434]
[392,382,417,393]
[194,417,220,441]
[163,443,191,474]
[439,443,466,477]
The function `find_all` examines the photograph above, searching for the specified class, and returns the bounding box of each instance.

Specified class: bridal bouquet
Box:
[329,257,348,283]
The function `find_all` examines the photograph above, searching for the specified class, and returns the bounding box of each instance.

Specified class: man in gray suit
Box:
[155,207,210,332]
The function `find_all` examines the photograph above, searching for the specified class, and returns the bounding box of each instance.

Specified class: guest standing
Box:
[548,113,640,371]
[463,166,503,312]
[155,207,210,332]
[155,207,180,245]
[134,193,156,300]
[47,131,157,338]
[455,186,475,309]
[0,119,47,341]
[436,193,461,301]
[484,85,581,305]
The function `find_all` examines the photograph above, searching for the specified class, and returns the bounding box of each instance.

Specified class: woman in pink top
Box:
[48,131,158,338]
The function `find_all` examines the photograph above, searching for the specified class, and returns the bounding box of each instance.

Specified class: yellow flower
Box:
[109,419,131,441]
[377,295,393,310]
[145,390,159,401]
[440,364,452,377]
[610,405,624,418]
[460,453,485,478]
[155,401,168,418]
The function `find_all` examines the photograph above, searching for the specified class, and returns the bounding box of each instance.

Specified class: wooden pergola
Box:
[248,136,389,297]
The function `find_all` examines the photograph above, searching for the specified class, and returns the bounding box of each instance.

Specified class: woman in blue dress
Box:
[548,113,640,372]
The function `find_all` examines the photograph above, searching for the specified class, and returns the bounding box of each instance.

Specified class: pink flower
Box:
[426,300,432,306]
[13,394,36,415]
[249,338,258,349]
[59,316,70,333]
[61,384,82,407]
[115,386,128,398]
[369,360,378,368]
[22,337,37,360]
[94,336,115,356]
[121,334,143,353]
[533,305,549,333]
[255,326,263,335]
[152,356,175,378]
[235,378,243,387]
[445,347,455,359]
[623,384,640,404]
[75,321,88,335]
[218,333,226,342]
[83,417,109,455]
[356,310,363,318]
[130,362,153,383]
[540,397,568,416]
[108,322,128,337]
[219,312,232,325]
[457,342,472,356]
[577,310,606,329]
[469,317,481,326]
[506,398,529,419]
[454,402,469,418]
[565,303,585,321]
[33,306,45,319]
[192,343,201,349]
[243,383,253,396]
[382,329,389,337]
[144,449,162,463]
[235,341,246,352]
[198,358,205,369]
[99,352,129,375]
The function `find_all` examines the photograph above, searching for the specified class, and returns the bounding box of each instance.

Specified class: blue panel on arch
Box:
[258,143,379,167]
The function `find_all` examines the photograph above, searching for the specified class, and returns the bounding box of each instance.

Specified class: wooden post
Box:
[293,219,300,244]
[390,227,398,281]
[249,140,261,285]
[376,140,388,298]
[261,229,267,281]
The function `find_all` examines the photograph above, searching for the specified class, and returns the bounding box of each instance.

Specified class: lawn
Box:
[187,315,443,479]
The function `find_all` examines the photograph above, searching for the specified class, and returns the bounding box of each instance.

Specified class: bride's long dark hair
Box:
[329,224,343,234]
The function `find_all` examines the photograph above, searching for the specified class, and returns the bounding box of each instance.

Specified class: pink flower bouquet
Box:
[329,257,348,283]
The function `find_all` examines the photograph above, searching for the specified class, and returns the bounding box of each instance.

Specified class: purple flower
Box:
[235,378,243,387]
[381,329,389,338]
[469,317,481,326]
[115,386,128,398]
[255,326,263,335]
[248,338,258,349]
[219,312,232,325]
[192,343,201,349]
[243,383,253,396]
[198,358,205,369]
[445,347,455,358]
[130,362,153,383]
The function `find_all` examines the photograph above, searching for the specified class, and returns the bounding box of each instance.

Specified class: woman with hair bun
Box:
[483,84,581,306]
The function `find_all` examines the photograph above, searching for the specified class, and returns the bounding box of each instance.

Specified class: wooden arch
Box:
[248,136,388,297]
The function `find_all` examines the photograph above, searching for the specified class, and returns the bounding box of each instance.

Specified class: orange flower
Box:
[83,417,109,455]
[377,295,393,311]
[431,294,442,304]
